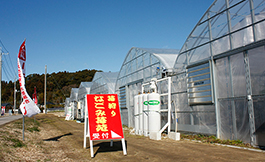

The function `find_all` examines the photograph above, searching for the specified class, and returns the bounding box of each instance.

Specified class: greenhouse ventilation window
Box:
[187,63,212,105]
[119,86,126,108]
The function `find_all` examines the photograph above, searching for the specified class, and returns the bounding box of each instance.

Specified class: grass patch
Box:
[13,117,41,133]
[13,120,23,129]
[27,126,40,132]
[3,137,25,148]
[26,118,41,132]
[181,133,252,148]
[0,130,11,137]
[39,118,55,124]
[11,138,25,147]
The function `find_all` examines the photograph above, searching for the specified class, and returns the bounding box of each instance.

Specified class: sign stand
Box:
[121,138,127,155]
[89,138,127,158]
[84,94,127,158]
[90,140,94,157]
[88,138,127,157]
[85,116,125,157]
[83,106,89,148]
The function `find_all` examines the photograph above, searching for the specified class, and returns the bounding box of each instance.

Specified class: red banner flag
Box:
[18,40,40,117]
[32,87,38,105]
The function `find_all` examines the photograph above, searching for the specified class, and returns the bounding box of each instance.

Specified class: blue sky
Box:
[0,0,213,81]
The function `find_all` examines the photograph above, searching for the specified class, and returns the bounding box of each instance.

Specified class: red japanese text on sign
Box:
[86,94,124,141]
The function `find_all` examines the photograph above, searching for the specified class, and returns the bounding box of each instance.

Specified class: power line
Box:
[7,53,17,76]
[0,40,9,53]
[2,65,12,81]
[0,39,17,81]
[3,55,16,77]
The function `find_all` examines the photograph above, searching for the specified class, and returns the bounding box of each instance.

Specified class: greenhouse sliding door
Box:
[247,46,265,146]
[216,53,249,143]
[215,45,265,146]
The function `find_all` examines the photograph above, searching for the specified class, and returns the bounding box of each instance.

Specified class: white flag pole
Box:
[22,115,25,141]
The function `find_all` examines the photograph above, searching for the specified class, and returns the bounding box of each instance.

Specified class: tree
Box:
[1,69,100,106]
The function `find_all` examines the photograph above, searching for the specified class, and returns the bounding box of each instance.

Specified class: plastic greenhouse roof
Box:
[175,0,265,70]
[140,48,179,55]
[91,72,119,94]
[69,88,79,102]
[77,82,92,100]
[133,48,179,69]
[99,72,119,84]
[115,47,179,90]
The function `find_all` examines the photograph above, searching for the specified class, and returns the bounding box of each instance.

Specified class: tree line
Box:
[1,69,101,108]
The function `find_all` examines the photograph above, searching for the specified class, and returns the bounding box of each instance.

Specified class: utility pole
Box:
[14,77,16,114]
[0,47,2,115]
[0,47,8,115]
[44,65,47,114]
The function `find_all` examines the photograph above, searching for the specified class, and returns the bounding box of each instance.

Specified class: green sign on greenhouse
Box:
[143,100,160,106]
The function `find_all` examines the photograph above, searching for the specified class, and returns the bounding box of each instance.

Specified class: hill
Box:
[1,69,101,108]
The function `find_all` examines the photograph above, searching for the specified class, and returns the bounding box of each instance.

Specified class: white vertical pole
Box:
[121,138,127,155]
[0,48,9,115]
[22,115,25,141]
[21,79,24,141]
[14,77,16,113]
[90,140,94,157]
[167,77,171,133]
[0,48,2,115]
[83,107,87,148]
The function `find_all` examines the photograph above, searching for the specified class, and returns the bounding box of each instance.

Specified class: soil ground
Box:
[1,112,265,161]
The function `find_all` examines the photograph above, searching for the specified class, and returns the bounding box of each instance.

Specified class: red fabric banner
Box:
[18,40,40,117]
[32,87,38,104]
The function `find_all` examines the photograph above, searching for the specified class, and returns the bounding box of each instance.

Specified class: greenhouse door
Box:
[215,46,265,146]
[246,46,265,146]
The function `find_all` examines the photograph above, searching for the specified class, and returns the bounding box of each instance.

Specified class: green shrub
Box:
[12,139,25,148]
[27,126,40,132]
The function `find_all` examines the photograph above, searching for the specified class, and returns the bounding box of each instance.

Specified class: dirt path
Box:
[2,113,265,161]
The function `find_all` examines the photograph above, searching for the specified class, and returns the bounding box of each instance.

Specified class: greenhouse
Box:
[68,88,79,120]
[90,71,118,94]
[64,97,70,116]
[115,0,265,146]
[172,0,265,146]
[169,0,265,146]
[115,47,179,127]
[77,82,92,121]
